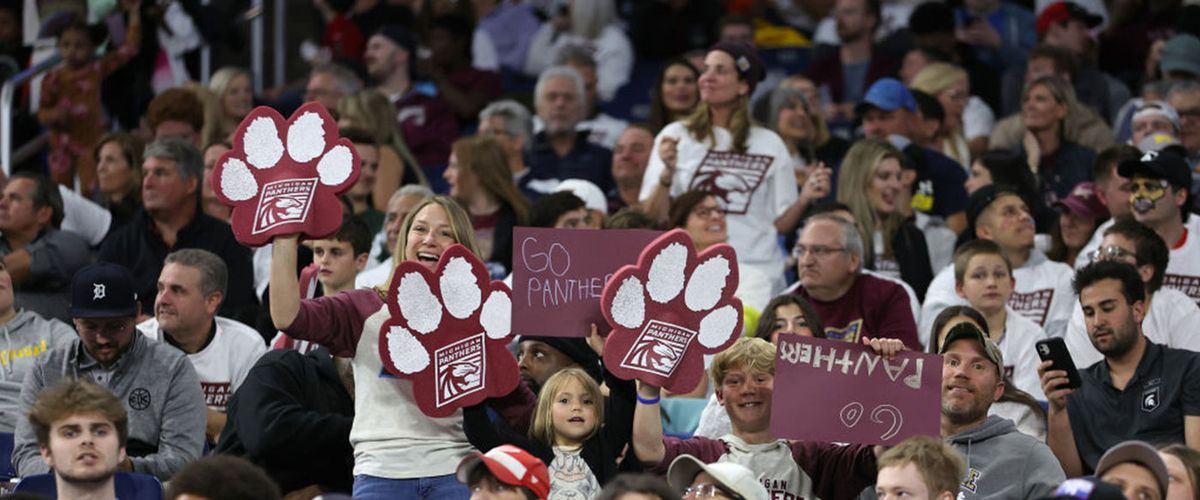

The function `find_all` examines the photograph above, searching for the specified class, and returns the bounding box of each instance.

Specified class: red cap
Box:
[1036,2,1102,38]
[1054,182,1109,222]
[456,445,550,499]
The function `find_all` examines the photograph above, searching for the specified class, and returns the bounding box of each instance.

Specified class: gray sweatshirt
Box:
[11,334,206,480]
[946,415,1065,500]
[0,310,75,432]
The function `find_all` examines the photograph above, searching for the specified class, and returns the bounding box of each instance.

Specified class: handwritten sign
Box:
[769,336,942,446]
[512,227,660,338]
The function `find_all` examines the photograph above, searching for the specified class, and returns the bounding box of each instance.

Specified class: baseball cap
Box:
[1132,101,1181,133]
[1036,2,1103,38]
[667,455,769,500]
[856,78,916,115]
[939,322,1004,379]
[70,263,138,319]
[517,335,602,383]
[1094,441,1169,497]
[373,24,417,53]
[1041,477,1125,500]
[1053,182,1109,222]
[1117,149,1192,190]
[1159,34,1200,78]
[555,179,607,215]
[456,444,550,499]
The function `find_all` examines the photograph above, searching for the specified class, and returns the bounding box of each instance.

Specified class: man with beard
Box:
[1040,261,1200,477]
[805,0,897,119]
[27,380,128,500]
[12,262,206,480]
[523,66,614,199]
[937,322,1063,499]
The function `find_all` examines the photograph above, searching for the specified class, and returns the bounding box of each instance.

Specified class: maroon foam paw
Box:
[601,229,743,393]
[212,102,359,247]
[378,245,519,418]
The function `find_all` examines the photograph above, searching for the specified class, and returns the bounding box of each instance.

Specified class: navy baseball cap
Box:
[70,263,138,319]
[856,78,916,115]
[1118,149,1192,190]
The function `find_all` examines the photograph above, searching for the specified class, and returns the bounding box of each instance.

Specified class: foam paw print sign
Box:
[601,229,743,393]
[379,244,519,418]
[211,102,360,247]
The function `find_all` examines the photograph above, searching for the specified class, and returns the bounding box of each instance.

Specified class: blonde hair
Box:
[337,90,429,186]
[378,196,480,297]
[529,367,604,446]
[709,337,774,386]
[685,93,753,154]
[910,62,968,96]
[877,436,966,496]
[202,67,251,147]
[836,138,905,261]
[569,0,617,39]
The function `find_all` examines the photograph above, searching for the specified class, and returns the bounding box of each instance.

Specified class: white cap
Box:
[555,179,607,214]
[667,455,768,500]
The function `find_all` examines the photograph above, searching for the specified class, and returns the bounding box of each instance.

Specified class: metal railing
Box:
[1,54,61,177]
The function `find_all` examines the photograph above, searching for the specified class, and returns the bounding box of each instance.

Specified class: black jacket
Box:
[890,219,934,302]
[216,348,354,494]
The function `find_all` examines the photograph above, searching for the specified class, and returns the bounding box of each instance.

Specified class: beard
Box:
[941,392,990,427]
[1093,317,1140,358]
[58,461,117,485]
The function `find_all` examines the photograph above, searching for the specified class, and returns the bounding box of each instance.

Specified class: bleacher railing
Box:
[1,54,60,178]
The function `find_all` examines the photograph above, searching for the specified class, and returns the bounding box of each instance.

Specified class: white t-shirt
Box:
[137,316,267,411]
[718,434,812,499]
[1161,217,1200,307]
[999,308,1051,401]
[1064,287,1200,368]
[920,249,1074,344]
[642,122,799,295]
[548,445,600,500]
[963,96,996,142]
[916,212,957,273]
[989,401,1047,442]
[58,185,111,247]
[357,256,394,289]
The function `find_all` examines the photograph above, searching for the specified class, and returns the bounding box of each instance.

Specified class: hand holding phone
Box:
[1036,338,1082,390]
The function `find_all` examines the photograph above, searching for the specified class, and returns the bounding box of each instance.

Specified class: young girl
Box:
[38,0,140,195]
[464,367,635,500]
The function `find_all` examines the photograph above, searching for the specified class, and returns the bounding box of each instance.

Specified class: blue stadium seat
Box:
[14,471,163,499]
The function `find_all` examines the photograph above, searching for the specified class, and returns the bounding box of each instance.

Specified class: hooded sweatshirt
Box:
[945,415,1064,500]
[0,310,76,432]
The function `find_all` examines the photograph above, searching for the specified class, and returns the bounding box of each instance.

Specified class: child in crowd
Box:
[311,214,372,296]
[874,436,965,500]
[465,367,635,499]
[952,239,1049,400]
[456,444,550,500]
[341,128,385,234]
[37,0,141,195]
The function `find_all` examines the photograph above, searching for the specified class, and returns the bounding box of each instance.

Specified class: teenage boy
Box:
[456,444,550,500]
[952,240,1050,400]
[27,379,128,500]
[630,336,902,500]
[875,436,965,500]
[311,214,372,296]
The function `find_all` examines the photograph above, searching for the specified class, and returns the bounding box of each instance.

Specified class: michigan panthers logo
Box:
[688,151,772,215]
[251,178,318,234]
[434,333,486,408]
[620,320,695,378]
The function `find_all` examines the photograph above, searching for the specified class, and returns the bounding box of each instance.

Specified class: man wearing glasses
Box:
[791,214,920,349]
[10,262,206,481]
[1118,150,1200,307]
[1064,219,1200,367]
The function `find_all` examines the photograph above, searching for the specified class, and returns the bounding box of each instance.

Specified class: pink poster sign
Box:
[512,227,661,337]
[769,336,942,446]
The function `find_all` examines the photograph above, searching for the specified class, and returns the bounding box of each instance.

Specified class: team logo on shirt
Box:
[619,320,695,378]
[1008,289,1054,326]
[1162,274,1200,307]
[128,388,151,410]
[251,178,318,234]
[1142,386,1161,413]
[688,151,772,215]
[433,333,487,408]
[960,467,981,493]
[202,382,233,410]
[824,319,863,343]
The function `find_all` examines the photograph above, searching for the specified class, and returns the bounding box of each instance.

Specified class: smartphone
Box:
[1036,338,1082,390]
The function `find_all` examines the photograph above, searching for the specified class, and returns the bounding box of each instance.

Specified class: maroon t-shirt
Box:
[795,273,919,350]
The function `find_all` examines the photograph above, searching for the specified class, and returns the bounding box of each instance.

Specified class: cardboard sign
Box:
[600,229,743,394]
[512,227,661,338]
[377,244,519,418]
[212,102,360,247]
[770,336,942,446]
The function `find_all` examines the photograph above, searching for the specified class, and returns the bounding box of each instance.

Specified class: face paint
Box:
[1130,178,1169,214]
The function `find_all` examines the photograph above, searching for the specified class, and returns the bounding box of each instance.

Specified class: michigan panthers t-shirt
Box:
[1162,216,1200,307]
[641,122,798,294]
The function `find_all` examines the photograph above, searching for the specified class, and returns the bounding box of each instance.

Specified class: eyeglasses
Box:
[692,206,726,218]
[683,483,742,499]
[1087,245,1137,262]
[792,244,847,259]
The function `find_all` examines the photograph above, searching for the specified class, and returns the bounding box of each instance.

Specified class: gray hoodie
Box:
[946,415,1064,500]
[0,310,76,432]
